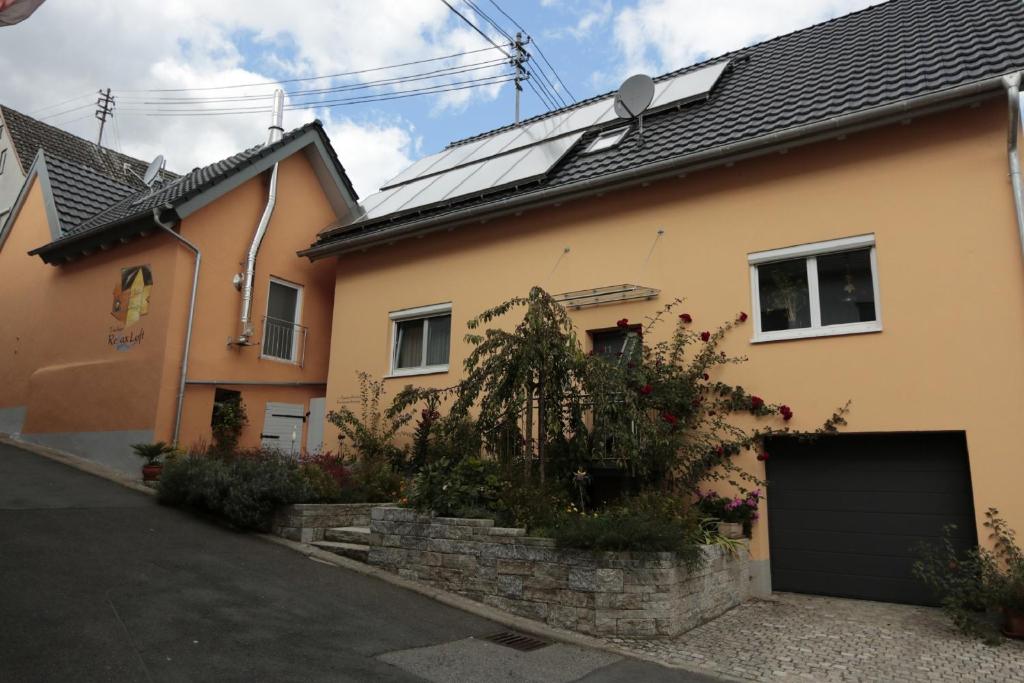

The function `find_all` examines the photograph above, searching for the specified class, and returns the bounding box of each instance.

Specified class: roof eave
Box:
[302,73,1012,261]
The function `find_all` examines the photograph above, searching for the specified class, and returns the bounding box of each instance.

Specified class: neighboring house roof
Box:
[304,0,1024,258]
[24,120,359,265]
[0,105,178,188]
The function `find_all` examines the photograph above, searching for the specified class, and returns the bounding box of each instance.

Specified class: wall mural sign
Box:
[109,265,151,352]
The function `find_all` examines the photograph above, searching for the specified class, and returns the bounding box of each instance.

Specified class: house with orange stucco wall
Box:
[0,107,360,473]
[302,0,1024,604]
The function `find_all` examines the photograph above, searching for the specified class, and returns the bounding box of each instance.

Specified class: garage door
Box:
[765,432,976,605]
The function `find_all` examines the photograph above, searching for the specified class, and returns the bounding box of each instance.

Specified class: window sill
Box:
[751,321,882,344]
[259,353,300,366]
[385,365,450,379]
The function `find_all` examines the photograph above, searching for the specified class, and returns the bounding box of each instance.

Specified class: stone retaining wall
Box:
[368,506,749,638]
[272,503,388,542]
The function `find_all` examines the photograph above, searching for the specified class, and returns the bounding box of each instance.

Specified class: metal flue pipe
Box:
[1002,73,1024,262]
[237,88,284,345]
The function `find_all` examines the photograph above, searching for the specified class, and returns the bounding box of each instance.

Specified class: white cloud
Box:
[567,0,612,40]
[613,0,885,76]
[0,0,509,194]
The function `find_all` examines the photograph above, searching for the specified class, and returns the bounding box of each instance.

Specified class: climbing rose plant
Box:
[392,287,848,495]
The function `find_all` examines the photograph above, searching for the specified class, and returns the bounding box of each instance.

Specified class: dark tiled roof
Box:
[45,156,135,231]
[312,0,1024,250]
[30,120,357,261]
[1,105,177,188]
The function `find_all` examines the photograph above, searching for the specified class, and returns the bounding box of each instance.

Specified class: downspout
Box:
[235,89,284,345]
[1002,73,1024,261]
[153,206,200,445]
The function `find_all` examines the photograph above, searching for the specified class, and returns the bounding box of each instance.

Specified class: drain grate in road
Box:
[481,631,551,652]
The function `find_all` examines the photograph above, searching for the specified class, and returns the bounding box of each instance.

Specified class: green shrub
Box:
[550,493,704,565]
[913,508,1023,643]
[130,441,176,465]
[158,450,339,531]
[409,456,506,518]
[337,456,403,503]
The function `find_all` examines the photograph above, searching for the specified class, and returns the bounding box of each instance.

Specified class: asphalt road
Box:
[0,443,718,682]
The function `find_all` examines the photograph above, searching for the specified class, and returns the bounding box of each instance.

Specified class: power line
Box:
[120,58,508,106]
[119,75,514,117]
[438,0,511,58]
[28,92,96,116]
[38,101,94,122]
[116,44,509,94]
[463,0,513,42]
[487,0,576,102]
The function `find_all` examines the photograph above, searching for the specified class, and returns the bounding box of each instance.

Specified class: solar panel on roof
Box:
[362,59,730,224]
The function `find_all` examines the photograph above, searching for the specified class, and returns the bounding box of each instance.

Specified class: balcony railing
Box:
[261,316,308,367]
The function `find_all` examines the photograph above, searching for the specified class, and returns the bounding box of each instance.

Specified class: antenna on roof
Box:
[614,74,655,144]
[142,154,165,188]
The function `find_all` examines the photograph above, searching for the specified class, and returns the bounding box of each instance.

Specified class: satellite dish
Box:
[614,74,655,119]
[142,154,165,187]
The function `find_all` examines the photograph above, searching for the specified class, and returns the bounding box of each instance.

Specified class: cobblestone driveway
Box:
[608,593,1024,682]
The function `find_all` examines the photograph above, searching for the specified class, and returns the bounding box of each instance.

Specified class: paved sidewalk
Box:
[607,593,1024,682]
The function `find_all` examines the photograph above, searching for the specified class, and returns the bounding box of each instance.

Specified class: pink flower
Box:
[679,313,693,323]
[700,331,711,342]
[756,451,770,462]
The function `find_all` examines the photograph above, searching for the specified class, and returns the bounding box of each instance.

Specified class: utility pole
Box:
[95,88,115,147]
[512,32,530,124]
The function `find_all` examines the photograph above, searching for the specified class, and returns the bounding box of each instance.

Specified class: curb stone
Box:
[0,435,747,682]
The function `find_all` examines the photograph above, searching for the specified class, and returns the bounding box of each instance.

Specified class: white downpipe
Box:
[1002,73,1024,262]
[152,207,200,445]
[237,89,284,345]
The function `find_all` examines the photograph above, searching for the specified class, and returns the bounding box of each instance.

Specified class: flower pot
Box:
[142,463,163,482]
[718,521,744,539]
[1004,608,1024,639]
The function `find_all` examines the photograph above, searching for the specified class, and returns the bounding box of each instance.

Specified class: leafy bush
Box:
[695,488,762,536]
[211,396,248,455]
[913,508,1023,643]
[328,372,410,466]
[549,493,703,565]
[409,456,506,518]
[157,450,339,531]
[337,456,404,503]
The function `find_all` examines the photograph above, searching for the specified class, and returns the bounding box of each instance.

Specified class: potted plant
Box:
[131,442,175,482]
[696,489,761,539]
[986,511,1024,639]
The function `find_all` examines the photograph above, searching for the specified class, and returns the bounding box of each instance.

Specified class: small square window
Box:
[585,127,629,154]
[590,325,642,362]
[390,303,452,376]
[748,235,881,342]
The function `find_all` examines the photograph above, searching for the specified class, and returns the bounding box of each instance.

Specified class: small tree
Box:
[328,371,411,465]
[211,396,248,455]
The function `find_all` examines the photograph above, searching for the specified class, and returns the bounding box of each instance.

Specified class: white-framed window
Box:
[261,277,303,363]
[389,302,452,377]
[748,234,881,343]
[585,127,629,154]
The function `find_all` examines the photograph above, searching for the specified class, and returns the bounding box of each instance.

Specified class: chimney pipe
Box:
[235,88,284,346]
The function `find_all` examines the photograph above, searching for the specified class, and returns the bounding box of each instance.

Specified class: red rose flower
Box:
[738,312,748,322]
[702,373,710,381]
[679,313,693,323]
[715,446,724,456]
[756,451,770,461]
[616,318,629,328]
[779,404,793,421]
[662,411,678,425]
[640,384,653,395]
[750,396,765,410]
[700,331,711,342]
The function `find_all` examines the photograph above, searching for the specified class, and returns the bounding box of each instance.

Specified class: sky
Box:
[0,0,883,198]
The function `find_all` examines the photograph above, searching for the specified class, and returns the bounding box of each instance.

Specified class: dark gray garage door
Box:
[765,432,976,605]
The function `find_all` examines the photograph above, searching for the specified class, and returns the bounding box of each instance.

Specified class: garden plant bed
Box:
[367,506,750,638]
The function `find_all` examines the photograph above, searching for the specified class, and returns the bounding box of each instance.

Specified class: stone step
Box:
[324,526,370,545]
[311,540,369,563]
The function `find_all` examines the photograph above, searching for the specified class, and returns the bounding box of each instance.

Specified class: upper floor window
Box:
[748,234,881,343]
[390,303,451,376]
[590,325,642,362]
[262,278,304,363]
[0,149,6,175]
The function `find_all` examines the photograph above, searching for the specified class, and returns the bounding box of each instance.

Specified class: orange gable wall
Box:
[323,100,1024,562]
[0,147,343,463]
